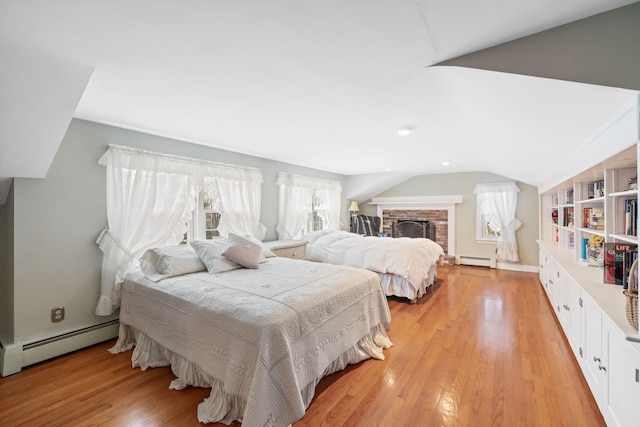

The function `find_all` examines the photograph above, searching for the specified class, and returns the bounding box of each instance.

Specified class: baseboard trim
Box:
[1,320,119,377]
[496,262,539,273]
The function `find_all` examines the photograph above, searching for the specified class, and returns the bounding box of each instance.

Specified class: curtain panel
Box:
[276,172,342,240]
[95,144,264,315]
[474,182,522,262]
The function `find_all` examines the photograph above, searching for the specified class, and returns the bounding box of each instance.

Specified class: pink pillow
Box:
[222,233,263,269]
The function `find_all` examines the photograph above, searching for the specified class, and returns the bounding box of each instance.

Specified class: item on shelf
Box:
[551,209,558,225]
[624,198,637,236]
[628,175,638,191]
[603,243,638,285]
[623,257,638,329]
[563,206,574,227]
[586,235,604,266]
[565,189,574,204]
[586,206,605,230]
[623,250,638,290]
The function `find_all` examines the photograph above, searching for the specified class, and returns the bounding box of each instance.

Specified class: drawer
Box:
[273,245,307,260]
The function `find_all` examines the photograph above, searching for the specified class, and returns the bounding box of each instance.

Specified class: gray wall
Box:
[6,119,348,344]
[440,2,640,91]
[0,182,14,344]
[363,172,539,268]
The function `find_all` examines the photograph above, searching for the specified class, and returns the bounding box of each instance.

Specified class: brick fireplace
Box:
[384,210,448,252]
[370,195,463,256]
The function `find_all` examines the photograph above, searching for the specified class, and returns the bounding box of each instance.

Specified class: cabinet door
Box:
[603,317,640,427]
[539,248,548,293]
[583,296,603,403]
[547,258,561,317]
[564,277,583,361]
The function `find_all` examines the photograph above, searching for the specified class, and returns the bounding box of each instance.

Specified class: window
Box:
[96,144,265,315]
[473,182,522,262]
[182,192,222,243]
[476,211,501,242]
[308,189,324,232]
[276,173,342,240]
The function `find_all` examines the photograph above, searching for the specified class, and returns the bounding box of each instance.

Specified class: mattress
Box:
[112,257,392,426]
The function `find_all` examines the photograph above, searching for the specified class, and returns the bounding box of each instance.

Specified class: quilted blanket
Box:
[303,230,444,293]
[113,257,392,426]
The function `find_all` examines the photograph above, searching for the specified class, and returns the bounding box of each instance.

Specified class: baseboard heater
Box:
[3,319,120,376]
[454,255,497,268]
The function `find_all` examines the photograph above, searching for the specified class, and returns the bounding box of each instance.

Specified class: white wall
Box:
[5,119,348,349]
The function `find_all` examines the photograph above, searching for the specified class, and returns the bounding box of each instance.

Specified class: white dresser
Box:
[264,240,308,260]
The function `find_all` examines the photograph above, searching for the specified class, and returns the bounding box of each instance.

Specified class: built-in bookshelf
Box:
[537,102,639,426]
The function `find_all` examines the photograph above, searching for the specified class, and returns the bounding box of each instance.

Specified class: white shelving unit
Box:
[538,142,640,427]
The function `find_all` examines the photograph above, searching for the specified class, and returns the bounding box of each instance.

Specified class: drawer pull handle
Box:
[598,365,607,372]
[593,356,601,363]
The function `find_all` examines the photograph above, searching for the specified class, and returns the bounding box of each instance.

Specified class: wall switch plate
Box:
[51,306,64,322]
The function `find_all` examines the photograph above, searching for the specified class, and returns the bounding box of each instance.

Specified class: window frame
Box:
[476,204,501,243]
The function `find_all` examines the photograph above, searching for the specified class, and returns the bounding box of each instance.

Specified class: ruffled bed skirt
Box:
[377,262,439,302]
[109,323,392,425]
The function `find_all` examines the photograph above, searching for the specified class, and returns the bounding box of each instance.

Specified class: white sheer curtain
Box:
[95,144,264,315]
[314,181,342,231]
[276,172,342,240]
[203,171,266,240]
[474,182,522,262]
[95,145,198,315]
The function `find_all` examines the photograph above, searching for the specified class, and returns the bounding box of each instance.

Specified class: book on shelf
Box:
[590,206,605,230]
[565,189,574,204]
[586,180,605,199]
[563,207,574,227]
[624,198,637,236]
[551,209,558,224]
[623,250,638,290]
[603,243,638,285]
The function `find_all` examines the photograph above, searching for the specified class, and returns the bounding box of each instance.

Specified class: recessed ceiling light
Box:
[441,160,452,166]
[385,167,394,172]
[397,127,413,136]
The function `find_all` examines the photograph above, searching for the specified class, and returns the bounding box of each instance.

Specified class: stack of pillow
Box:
[140,233,276,282]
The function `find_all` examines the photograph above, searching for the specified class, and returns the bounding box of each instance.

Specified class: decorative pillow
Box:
[245,235,277,259]
[191,239,242,274]
[140,244,206,282]
[222,233,263,269]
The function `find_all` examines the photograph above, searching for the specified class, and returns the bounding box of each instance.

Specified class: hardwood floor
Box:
[0,265,605,426]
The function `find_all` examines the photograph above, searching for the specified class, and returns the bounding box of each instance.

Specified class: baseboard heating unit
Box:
[1,319,119,377]
[454,255,497,268]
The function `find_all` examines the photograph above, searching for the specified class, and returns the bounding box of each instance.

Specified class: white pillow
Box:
[245,235,277,259]
[222,233,263,269]
[191,238,242,274]
[140,245,206,282]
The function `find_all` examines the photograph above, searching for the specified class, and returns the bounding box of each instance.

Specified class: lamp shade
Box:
[348,200,360,212]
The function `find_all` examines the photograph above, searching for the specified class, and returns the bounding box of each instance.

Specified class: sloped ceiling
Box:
[1,0,639,204]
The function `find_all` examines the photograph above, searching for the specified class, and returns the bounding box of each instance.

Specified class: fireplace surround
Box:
[370,195,463,256]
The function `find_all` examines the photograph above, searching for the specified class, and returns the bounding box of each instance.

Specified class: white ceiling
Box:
[1,0,639,202]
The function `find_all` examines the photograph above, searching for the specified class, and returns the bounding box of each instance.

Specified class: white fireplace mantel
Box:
[369,195,463,255]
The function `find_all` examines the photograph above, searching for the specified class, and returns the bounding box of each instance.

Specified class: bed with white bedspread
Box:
[303,230,445,302]
[110,257,392,426]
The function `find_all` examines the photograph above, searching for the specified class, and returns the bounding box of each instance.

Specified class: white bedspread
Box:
[303,230,444,297]
[113,257,392,426]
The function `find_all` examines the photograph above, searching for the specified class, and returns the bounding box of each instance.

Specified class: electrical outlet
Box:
[51,306,65,323]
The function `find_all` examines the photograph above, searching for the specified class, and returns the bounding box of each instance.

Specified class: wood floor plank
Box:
[0,265,605,426]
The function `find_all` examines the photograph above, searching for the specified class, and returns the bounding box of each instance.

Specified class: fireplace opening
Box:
[392,219,436,241]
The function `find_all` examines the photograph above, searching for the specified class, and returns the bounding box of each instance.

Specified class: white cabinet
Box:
[563,276,583,361]
[263,239,308,260]
[582,295,606,411]
[539,245,640,427]
[605,319,640,427]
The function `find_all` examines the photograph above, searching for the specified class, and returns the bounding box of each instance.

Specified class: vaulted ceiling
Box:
[1,0,639,203]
